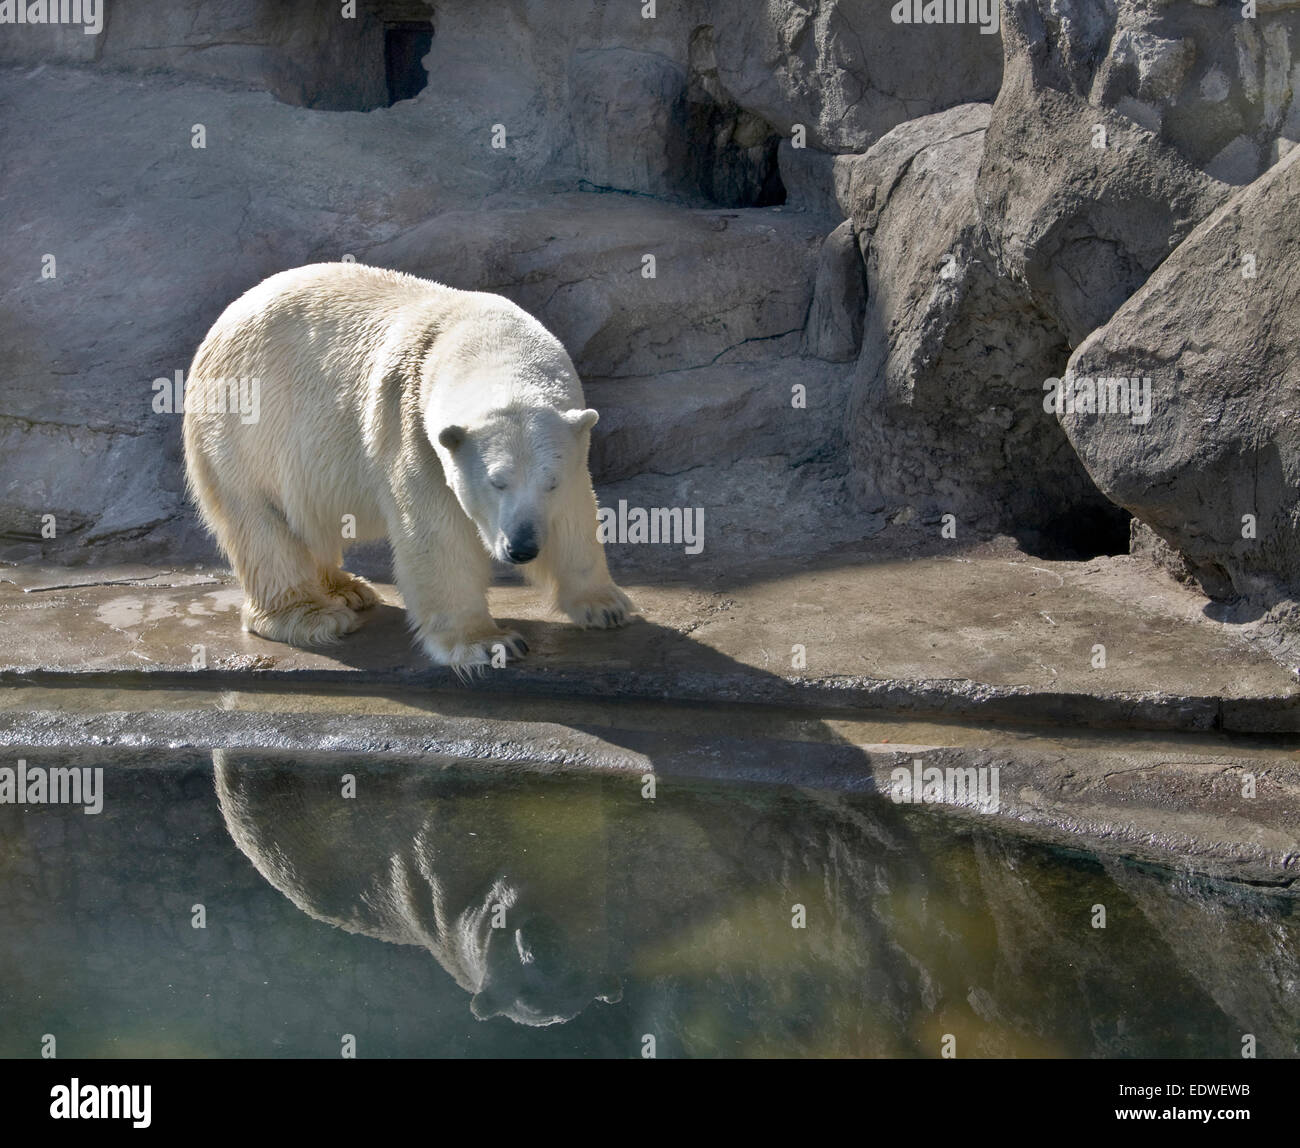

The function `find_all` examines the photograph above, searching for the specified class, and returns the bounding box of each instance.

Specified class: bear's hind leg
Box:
[214,496,360,647]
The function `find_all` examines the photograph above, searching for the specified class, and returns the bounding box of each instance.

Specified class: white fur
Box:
[183,262,633,670]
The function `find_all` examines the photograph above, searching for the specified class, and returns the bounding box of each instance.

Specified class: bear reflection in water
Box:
[213,749,1299,1053]
[214,749,623,1027]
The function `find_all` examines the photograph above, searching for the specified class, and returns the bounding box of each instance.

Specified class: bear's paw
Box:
[242,597,361,647]
[323,571,380,612]
[560,584,636,630]
[422,627,529,678]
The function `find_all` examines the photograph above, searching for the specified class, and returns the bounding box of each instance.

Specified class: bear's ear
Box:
[438,425,467,452]
[564,408,599,434]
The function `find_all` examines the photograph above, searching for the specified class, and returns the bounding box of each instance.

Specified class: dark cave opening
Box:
[384,22,433,106]
[685,24,787,208]
[1014,503,1133,561]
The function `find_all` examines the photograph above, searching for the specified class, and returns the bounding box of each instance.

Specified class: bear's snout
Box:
[504,524,539,565]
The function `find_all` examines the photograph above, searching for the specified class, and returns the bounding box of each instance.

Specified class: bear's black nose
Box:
[505,526,538,564]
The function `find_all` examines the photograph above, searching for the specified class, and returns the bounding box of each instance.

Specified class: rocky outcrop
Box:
[802,220,867,362]
[0,0,434,110]
[840,103,1128,550]
[976,3,1232,348]
[365,196,824,378]
[709,0,1003,153]
[1060,147,1300,611]
[978,75,1228,348]
[1012,0,1300,181]
[974,1,1300,351]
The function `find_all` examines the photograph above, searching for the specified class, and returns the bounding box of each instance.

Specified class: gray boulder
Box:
[1059,146,1300,608]
[803,220,867,362]
[844,104,1126,548]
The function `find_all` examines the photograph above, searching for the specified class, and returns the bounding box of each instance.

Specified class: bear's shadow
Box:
[305,581,765,693]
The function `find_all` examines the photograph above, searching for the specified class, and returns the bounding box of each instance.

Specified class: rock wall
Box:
[5,0,993,566]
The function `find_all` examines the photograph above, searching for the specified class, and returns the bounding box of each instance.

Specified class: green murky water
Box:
[0,749,1295,1058]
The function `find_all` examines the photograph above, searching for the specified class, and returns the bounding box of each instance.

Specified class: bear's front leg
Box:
[390,513,527,674]
[532,487,635,630]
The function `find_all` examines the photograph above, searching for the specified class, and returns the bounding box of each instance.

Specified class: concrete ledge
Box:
[2,550,1298,732]
[1,702,1294,892]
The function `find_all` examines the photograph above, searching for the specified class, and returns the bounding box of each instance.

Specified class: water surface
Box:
[0,749,1294,1058]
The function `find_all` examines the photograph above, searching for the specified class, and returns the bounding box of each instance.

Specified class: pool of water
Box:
[1,748,1295,1058]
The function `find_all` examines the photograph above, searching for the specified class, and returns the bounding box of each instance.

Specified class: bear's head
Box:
[468,910,623,1028]
[433,406,599,566]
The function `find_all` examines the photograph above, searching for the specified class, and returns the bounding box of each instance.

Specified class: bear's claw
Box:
[423,627,529,677]
[324,572,380,612]
[562,584,635,629]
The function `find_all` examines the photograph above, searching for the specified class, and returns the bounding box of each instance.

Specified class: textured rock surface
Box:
[0,0,434,109]
[975,1,1300,352]
[709,0,1003,152]
[1060,148,1300,613]
[977,5,1231,348]
[365,196,824,378]
[803,220,867,362]
[841,103,1128,550]
[5,545,1297,725]
[1014,0,1300,179]
[979,78,1228,347]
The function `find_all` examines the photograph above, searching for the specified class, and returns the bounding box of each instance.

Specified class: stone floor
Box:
[1,544,1297,730]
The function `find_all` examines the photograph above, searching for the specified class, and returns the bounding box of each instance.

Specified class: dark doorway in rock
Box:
[1015,504,1132,561]
[385,22,432,105]
[685,25,787,208]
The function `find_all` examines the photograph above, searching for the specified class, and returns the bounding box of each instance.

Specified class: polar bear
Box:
[213,749,624,1027]
[183,262,633,670]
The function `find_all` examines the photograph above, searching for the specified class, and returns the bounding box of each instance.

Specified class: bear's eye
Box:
[545,476,558,492]
[489,475,508,491]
